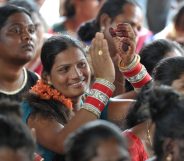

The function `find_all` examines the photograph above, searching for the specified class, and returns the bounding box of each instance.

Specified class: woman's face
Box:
[47,47,91,98]
[91,138,130,161]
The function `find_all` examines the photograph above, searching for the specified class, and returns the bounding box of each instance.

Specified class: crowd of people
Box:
[0,0,184,161]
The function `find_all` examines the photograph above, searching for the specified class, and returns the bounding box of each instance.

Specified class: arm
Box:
[109,23,152,92]
[27,32,115,154]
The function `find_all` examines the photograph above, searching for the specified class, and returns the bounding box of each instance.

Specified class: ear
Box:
[99,13,112,30]
[41,71,51,84]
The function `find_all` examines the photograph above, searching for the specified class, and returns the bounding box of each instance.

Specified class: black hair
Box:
[125,82,153,128]
[140,39,184,75]
[0,115,35,160]
[153,56,184,86]
[41,34,86,74]
[147,86,184,161]
[62,0,75,18]
[125,39,184,92]
[0,99,36,159]
[78,0,138,42]
[64,120,129,161]
[26,35,86,123]
[0,4,31,30]
[8,0,47,31]
[126,57,184,130]
[8,0,39,14]
[0,99,22,118]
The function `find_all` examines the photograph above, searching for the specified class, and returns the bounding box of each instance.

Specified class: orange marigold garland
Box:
[30,80,73,110]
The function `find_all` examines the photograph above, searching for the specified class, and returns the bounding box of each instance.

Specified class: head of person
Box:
[60,0,104,22]
[64,120,130,161]
[152,56,184,94]
[140,39,184,75]
[0,98,22,118]
[124,82,153,128]
[78,0,143,64]
[41,35,91,99]
[0,4,36,66]
[125,39,184,92]
[171,4,184,46]
[0,116,35,161]
[147,86,184,161]
[8,0,46,52]
[0,99,36,161]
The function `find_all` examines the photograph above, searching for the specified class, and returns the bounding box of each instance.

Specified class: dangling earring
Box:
[166,153,173,161]
[100,26,105,32]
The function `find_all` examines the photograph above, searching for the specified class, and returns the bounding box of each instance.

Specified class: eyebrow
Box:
[55,59,87,69]
[7,22,34,27]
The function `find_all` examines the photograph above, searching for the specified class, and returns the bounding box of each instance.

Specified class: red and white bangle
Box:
[82,78,115,118]
[121,62,152,91]
[127,66,152,88]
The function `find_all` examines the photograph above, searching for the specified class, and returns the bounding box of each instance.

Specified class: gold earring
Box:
[166,153,173,161]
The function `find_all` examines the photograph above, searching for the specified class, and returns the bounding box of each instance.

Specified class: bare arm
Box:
[27,32,115,154]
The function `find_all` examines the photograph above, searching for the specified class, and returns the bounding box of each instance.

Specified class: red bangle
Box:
[92,83,114,98]
[82,79,115,117]
[123,63,142,77]
[85,96,106,112]
[131,73,152,88]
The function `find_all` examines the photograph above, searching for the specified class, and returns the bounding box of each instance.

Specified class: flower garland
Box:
[30,80,73,110]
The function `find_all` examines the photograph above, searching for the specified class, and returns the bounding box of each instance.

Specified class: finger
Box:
[121,37,135,54]
[116,31,135,39]
[109,27,116,37]
[96,32,104,51]
[102,39,110,58]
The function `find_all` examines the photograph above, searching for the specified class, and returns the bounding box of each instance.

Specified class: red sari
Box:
[123,130,148,161]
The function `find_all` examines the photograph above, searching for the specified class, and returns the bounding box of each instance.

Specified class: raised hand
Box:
[109,23,136,67]
[89,32,115,83]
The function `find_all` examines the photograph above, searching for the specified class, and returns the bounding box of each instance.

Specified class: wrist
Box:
[119,55,152,91]
[118,54,140,72]
[82,78,115,118]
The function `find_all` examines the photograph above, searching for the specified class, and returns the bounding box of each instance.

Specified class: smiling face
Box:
[0,12,36,66]
[47,47,91,98]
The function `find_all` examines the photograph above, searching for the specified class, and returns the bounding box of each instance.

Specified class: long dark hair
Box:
[26,35,86,124]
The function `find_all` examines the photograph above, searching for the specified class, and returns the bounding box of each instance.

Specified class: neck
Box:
[65,16,84,33]
[71,96,83,112]
[130,121,154,157]
[0,62,25,92]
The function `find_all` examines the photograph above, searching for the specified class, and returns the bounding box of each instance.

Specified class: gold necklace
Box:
[146,121,153,147]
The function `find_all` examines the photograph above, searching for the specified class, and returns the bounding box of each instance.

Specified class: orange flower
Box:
[30,80,73,110]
